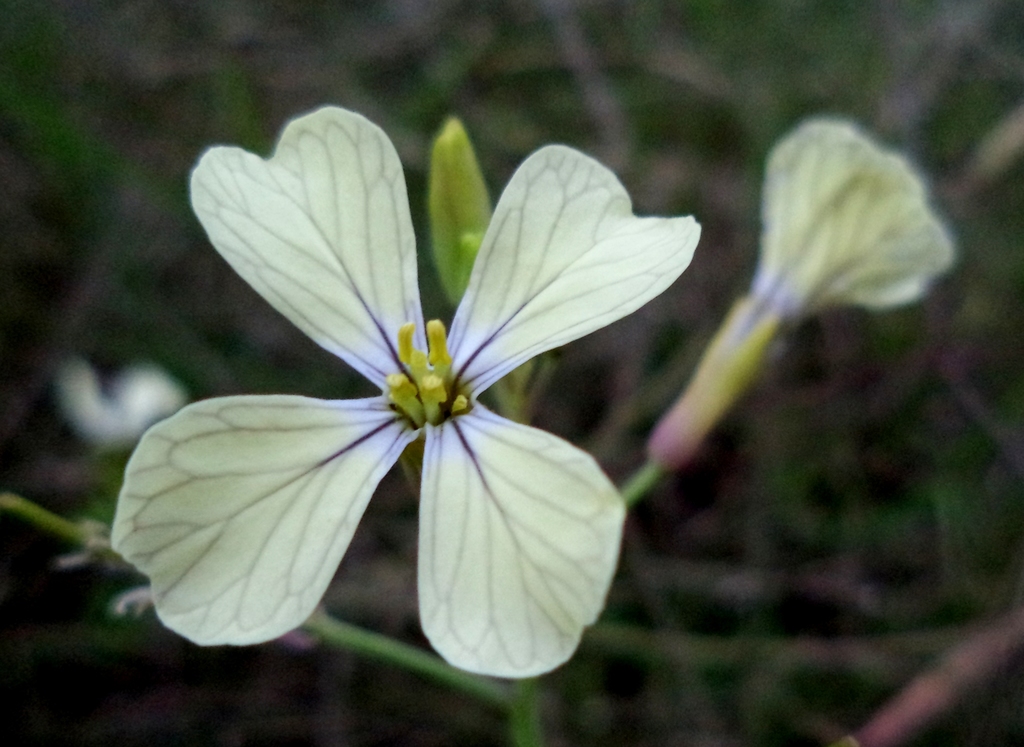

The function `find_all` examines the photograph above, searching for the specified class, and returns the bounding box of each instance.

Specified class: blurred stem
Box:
[0,491,85,544]
[509,677,544,747]
[841,605,1024,747]
[3,493,517,718]
[619,461,664,507]
[0,492,123,565]
[647,295,781,470]
[303,610,511,712]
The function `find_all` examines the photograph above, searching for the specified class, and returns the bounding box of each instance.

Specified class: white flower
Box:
[752,118,955,318]
[56,358,188,447]
[648,118,955,471]
[111,106,700,677]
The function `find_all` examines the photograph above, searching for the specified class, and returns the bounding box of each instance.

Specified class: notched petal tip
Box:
[188,105,424,388]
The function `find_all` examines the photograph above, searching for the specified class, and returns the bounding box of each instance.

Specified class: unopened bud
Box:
[428,117,491,304]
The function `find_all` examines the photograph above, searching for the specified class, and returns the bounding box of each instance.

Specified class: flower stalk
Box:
[648,296,781,469]
[303,610,512,711]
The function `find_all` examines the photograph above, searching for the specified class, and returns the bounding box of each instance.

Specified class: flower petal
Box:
[112,395,414,645]
[754,118,955,314]
[190,106,425,387]
[447,145,700,395]
[418,407,625,677]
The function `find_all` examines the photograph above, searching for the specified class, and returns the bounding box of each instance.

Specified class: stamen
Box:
[427,320,452,366]
[397,322,415,364]
[386,373,425,427]
[427,319,452,380]
[389,320,469,427]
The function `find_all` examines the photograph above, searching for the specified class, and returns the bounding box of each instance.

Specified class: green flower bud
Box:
[428,117,492,304]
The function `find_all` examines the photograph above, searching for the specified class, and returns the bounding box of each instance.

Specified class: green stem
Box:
[509,677,544,747]
[0,491,91,545]
[303,610,511,711]
[619,461,665,507]
[3,494,526,726]
[0,492,126,565]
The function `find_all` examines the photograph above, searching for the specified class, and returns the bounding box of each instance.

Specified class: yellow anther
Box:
[386,372,414,395]
[426,319,453,368]
[420,374,447,404]
[386,372,410,392]
[419,374,447,426]
[397,322,415,364]
[451,394,469,415]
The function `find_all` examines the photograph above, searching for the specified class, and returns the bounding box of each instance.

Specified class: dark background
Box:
[3,1,1024,744]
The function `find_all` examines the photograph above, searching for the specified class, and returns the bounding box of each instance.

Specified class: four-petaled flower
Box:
[111,106,700,677]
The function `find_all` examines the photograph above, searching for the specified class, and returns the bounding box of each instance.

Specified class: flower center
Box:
[386,319,468,428]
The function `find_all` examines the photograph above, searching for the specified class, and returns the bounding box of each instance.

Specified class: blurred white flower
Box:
[56,358,188,447]
[649,118,956,470]
[752,118,955,318]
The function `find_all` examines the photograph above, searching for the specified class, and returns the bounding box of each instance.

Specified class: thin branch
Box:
[537,0,630,170]
[836,606,1024,747]
[303,610,512,712]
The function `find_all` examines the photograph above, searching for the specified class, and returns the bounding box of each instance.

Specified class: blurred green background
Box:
[3,0,1024,744]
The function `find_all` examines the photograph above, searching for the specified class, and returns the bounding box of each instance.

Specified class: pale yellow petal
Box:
[112,395,414,645]
[755,118,954,315]
[448,145,699,395]
[190,106,425,386]
[418,407,625,677]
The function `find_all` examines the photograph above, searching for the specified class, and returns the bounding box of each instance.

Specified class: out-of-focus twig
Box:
[646,44,736,103]
[830,605,1024,747]
[876,0,1003,144]
[940,354,1024,482]
[536,0,630,170]
[968,99,1024,186]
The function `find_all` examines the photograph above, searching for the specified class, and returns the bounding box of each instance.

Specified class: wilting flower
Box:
[56,358,187,447]
[111,106,700,677]
[649,118,955,469]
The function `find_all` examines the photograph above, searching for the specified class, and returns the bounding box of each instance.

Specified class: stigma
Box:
[387,320,468,428]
